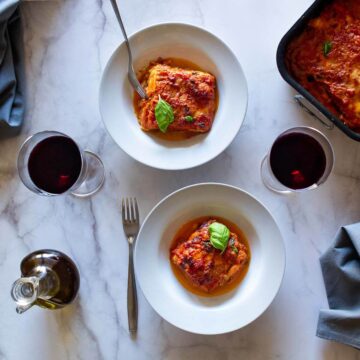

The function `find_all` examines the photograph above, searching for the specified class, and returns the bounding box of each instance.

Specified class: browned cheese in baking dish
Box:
[285,0,360,131]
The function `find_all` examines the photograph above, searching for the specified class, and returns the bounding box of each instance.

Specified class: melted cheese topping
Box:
[134,59,217,133]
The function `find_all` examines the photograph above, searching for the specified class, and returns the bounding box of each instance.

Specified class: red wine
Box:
[28,136,82,194]
[270,132,326,189]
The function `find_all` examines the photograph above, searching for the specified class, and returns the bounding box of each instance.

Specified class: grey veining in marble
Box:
[1,0,360,359]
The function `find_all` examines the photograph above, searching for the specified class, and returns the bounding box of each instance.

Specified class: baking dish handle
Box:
[294,95,334,130]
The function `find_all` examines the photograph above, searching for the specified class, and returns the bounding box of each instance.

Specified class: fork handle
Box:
[109,0,133,62]
[127,242,138,333]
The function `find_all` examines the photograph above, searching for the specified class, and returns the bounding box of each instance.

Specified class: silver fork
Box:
[109,0,148,99]
[122,197,140,334]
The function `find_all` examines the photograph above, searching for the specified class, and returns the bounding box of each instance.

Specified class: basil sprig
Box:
[208,222,230,253]
[323,41,332,57]
[155,96,174,133]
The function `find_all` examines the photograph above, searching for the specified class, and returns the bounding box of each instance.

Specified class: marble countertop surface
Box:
[1,0,360,359]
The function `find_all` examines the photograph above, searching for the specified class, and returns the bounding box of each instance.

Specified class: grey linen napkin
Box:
[317,223,360,349]
[0,0,24,133]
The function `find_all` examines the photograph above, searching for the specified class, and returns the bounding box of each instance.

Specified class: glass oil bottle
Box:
[11,249,80,313]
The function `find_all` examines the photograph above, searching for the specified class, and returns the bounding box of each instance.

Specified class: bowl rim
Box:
[99,22,248,170]
[134,182,286,334]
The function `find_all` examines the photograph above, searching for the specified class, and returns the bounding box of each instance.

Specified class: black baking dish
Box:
[276,0,360,142]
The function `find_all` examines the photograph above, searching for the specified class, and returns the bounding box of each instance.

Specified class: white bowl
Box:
[134,183,285,334]
[99,23,248,170]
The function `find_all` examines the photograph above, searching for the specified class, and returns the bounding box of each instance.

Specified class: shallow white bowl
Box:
[99,23,248,170]
[134,183,285,334]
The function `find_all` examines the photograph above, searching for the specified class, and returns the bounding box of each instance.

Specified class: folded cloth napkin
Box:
[0,0,24,133]
[317,223,360,349]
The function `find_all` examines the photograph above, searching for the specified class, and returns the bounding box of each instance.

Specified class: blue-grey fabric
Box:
[317,223,360,349]
[0,0,24,133]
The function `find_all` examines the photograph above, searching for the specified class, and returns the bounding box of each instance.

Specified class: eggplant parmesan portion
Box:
[135,60,216,132]
[285,0,360,131]
[170,219,249,293]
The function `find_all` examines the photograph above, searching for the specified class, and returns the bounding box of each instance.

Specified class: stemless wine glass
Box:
[17,131,105,197]
[260,126,334,194]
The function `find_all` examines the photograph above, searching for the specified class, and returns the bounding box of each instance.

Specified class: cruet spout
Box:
[11,277,39,314]
[16,303,34,314]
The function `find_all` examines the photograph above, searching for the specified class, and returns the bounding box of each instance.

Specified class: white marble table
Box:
[1,0,360,359]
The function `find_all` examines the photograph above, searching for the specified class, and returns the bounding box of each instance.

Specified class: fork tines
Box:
[122,197,139,223]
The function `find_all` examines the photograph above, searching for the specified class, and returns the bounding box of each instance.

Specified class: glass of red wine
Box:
[261,127,334,194]
[17,131,105,197]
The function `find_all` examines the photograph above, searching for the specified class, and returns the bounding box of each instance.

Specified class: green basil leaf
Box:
[208,222,230,252]
[184,115,194,122]
[323,41,332,57]
[155,96,174,133]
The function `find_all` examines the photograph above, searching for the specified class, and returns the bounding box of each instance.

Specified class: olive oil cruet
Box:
[11,249,80,313]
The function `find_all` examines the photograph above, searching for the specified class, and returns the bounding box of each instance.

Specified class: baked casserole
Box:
[285,0,360,131]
